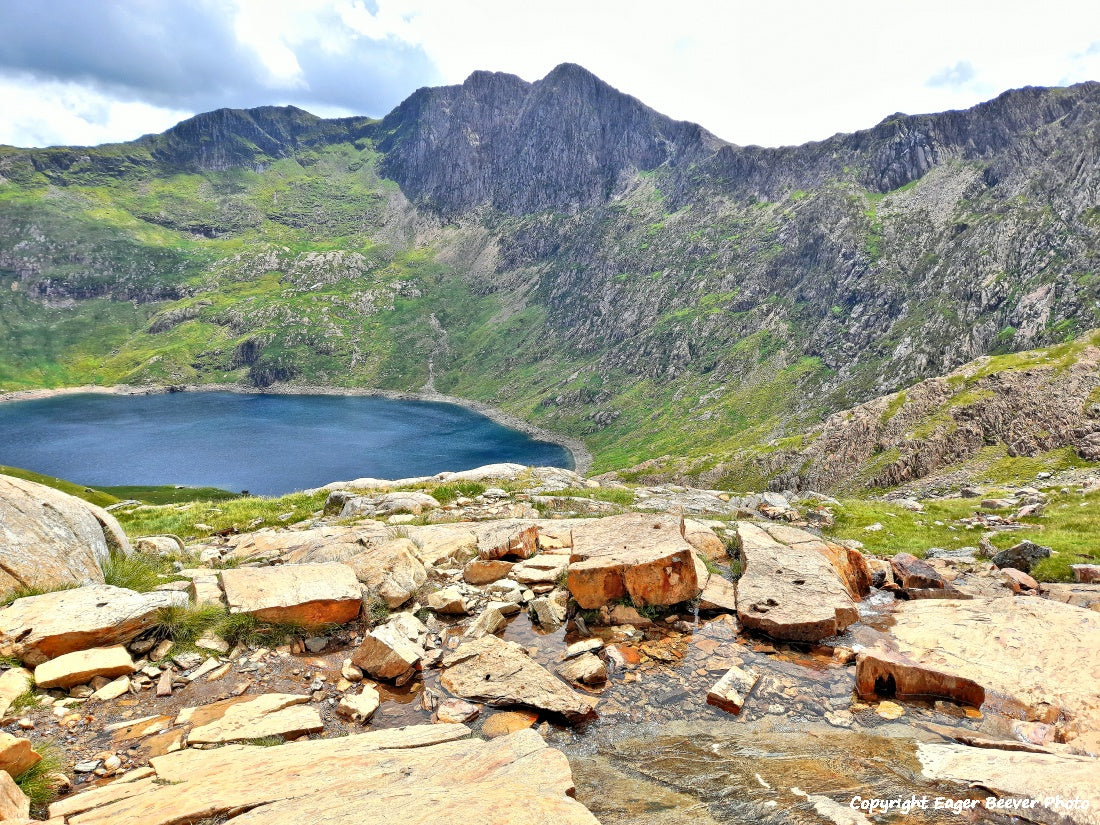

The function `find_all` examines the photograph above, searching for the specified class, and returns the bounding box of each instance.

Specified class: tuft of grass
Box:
[243,735,285,747]
[15,740,64,814]
[9,687,40,714]
[553,487,636,506]
[362,594,389,626]
[431,481,486,504]
[102,550,177,593]
[116,490,328,541]
[153,603,227,647]
[699,554,723,577]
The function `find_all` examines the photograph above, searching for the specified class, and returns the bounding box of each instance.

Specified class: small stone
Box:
[876,701,905,720]
[151,640,174,661]
[336,686,380,723]
[156,669,174,697]
[196,632,230,655]
[341,659,364,682]
[73,760,100,773]
[436,698,480,724]
[481,710,539,738]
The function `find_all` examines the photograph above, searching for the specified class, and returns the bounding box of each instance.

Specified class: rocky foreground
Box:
[0,463,1097,823]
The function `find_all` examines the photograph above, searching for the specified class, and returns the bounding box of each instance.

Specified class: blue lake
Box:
[0,392,572,496]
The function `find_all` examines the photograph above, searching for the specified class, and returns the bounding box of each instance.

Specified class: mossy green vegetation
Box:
[115,490,328,540]
[824,485,1100,582]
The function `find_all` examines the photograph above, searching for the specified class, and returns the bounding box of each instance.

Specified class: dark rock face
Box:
[373,64,720,214]
[991,541,1052,573]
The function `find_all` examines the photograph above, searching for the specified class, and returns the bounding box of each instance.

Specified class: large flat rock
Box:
[918,743,1099,825]
[441,635,596,722]
[734,522,859,642]
[757,523,872,598]
[34,645,135,689]
[856,597,1100,743]
[185,693,323,745]
[220,563,361,626]
[49,725,598,825]
[0,585,187,666]
[567,514,699,608]
[0,474,131,591]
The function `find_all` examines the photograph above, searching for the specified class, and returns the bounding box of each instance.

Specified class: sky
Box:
[1,0,1099,149]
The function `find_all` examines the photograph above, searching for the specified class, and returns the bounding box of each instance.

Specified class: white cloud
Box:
[0,74,191,148]
[1,0,1099,148]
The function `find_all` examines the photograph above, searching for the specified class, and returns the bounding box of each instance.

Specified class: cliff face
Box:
[1,65,1099,479]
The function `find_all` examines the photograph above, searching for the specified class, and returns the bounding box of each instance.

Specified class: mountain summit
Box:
[1,66,1100,480]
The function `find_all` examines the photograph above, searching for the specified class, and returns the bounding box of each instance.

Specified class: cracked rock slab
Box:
[49,724,598,825]
[441,635,596,722]
[734,522,859,642]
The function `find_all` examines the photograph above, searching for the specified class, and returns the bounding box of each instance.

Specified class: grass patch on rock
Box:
[115,490,329,541]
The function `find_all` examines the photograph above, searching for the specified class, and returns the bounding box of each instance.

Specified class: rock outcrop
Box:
[567,514,699,608]
[918,743,1099,825]
[440,635,596,722]
[220,563,361,626]
[856,597,1100,742]
[734,522,860,641]
[0,585,186,666]
[48,725,599,825]
[0,474,132,591]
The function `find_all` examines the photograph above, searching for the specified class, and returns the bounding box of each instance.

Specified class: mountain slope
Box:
[1,65,1099,477]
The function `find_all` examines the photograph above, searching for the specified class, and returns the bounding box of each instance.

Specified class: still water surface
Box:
[0,391,572,495]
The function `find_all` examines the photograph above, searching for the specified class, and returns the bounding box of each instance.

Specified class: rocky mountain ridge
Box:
[2,65,1100,479]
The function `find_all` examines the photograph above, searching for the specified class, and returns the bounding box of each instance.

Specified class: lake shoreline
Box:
[0,382,592,474]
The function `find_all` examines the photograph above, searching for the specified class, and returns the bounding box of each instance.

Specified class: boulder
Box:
[345,539,427,609]
[0,770,29,820]
[529,591,569,628]
[1001,568,1039,593]
[407,525,478,567]
[473,521,539,561]
[682,519,728,561]
[133,535,185,555]
[351,619,425,685]
[890,553,950,591]
[918,743,1099,825]
[327,491,441,519]
[0,474,132,591]
[759,523,872,598]
[463,559,513,585]
[991,540,1051,573]
[0,732,39,778]
[464,607,507,640]
[0,585,187,666]
[440,635,596,722]
[698,575,738,613]
[0,667,32,718]
[706,665,760,715]
[556,653,607,686]
[336,686,380,723]
[435,698,480,724]
[1073,564,1100,584]
[734,522,859,642]
[188,575,224,606]
[184,694,323,745]
[426,587,468,615]
[856,597,1100,741]
[34,645,135,689]
[567,514,699,609]
[48,725,599,825]
[220,563,361,626]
